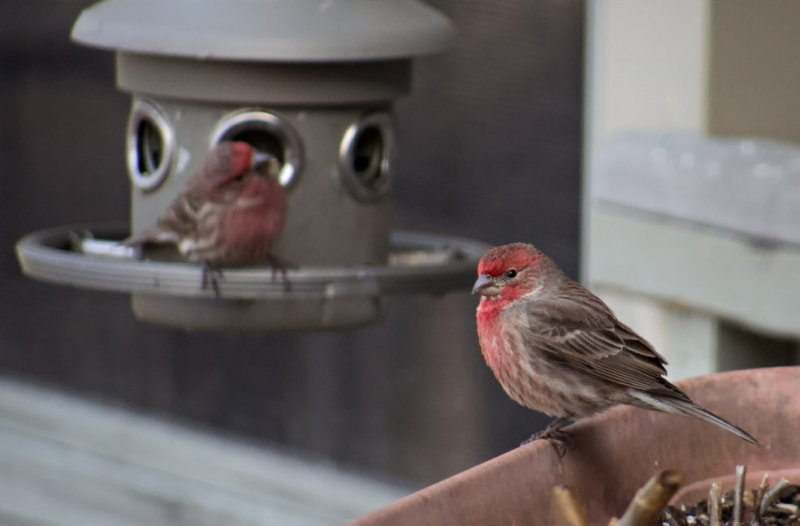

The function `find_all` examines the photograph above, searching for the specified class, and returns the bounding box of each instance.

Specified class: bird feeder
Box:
[16,0,489,330]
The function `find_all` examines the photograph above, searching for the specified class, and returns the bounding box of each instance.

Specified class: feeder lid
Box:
[71,0,455,62]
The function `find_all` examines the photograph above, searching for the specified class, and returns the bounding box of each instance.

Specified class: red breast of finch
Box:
[472,242,758,454]
[124,141,288,293]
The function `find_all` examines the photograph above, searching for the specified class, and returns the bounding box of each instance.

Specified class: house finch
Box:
[472,242,758,454]
[124,141,288,295]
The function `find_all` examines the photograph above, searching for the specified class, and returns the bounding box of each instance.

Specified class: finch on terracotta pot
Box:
[124,141,288,295]
[473,242,758,455]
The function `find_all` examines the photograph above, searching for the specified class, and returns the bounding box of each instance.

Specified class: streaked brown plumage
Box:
[473,242,758,453]
[124,141,287,293]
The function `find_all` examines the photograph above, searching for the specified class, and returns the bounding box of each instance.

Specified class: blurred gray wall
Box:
[0,1,583,486]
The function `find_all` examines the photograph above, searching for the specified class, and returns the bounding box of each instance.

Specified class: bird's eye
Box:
[232,174,245,182]
[505,269,517,279]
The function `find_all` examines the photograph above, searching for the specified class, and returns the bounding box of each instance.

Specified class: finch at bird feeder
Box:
[472,243,758,455]
[124,141,288,296]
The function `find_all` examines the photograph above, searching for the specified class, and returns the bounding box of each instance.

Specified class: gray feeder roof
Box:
[71,0,455,62]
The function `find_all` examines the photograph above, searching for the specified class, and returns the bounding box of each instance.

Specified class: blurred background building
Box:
[5,0,798,524]
[1,0,582,522]
[584,1,800,380]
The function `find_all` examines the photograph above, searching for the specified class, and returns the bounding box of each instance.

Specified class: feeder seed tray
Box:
[16,223,489,331]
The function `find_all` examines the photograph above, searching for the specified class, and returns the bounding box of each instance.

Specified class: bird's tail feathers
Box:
[630,390,759,445]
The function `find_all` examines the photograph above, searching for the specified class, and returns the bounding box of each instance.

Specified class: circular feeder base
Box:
[16,223,489,331]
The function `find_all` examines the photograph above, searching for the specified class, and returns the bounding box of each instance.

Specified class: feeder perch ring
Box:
[16,224,490,301]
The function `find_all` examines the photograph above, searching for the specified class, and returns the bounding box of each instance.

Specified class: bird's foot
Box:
[266,253,294,292]
[201,261,224,298]
[522,418,575,457]
[523,429,575,458]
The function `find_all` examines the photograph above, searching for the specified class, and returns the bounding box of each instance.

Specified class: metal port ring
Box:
[126,99,175,192]
[210,110,304,189]
[338,112,394,201]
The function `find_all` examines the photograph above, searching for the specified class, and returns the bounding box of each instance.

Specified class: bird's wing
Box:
[524,280,682,397]
[154,188,206,238]
[123,188,208,249]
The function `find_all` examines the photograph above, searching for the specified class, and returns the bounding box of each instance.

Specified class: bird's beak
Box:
[250,150,275,169]
[472,274,501,296]
[251,151,278,174]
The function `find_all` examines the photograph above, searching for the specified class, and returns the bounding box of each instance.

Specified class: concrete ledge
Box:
[0,377,408,526]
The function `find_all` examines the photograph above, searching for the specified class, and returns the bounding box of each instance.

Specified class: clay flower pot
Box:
[354,366,800,525]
